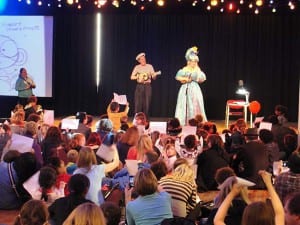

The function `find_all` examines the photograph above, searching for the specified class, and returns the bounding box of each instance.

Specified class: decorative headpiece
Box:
[185,46,199,62]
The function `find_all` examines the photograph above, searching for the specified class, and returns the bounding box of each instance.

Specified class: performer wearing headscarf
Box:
[175,47,207,125]
[130,52,160,116]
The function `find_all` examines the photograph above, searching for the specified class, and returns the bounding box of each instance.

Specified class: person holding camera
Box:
[15,68,36,106]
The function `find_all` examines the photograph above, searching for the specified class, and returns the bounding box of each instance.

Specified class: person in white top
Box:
[130,52,159,116]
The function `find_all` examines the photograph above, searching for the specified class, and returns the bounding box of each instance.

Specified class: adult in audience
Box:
[127,134,153,161]
[125,168,173,225]
[206,176,250,225]
[10,110,26,135]
[274,148,300,202]
[24,95,43,121]
[13,199,49,225]
[231,128,269,189]
[284,192,300,225]
[69,133,86,152]
[196,134,230,192]
[72,112,91,140]
[159,163,197,217]
[0,152,39,209]
[73,146,119,205]
[95,118,114,141]
[100,201,122,225]
[49,174,92,225]
[41,126,67,165]
[63,202,106,225]
[214,170,284,225]
[116,126,139,165]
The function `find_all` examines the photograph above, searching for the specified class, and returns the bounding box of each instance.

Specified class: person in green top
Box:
[15,67,36,105]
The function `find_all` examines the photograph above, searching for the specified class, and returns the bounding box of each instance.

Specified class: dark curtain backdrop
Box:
[1,13,299,121]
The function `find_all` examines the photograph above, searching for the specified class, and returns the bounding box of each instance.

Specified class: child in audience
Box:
[47,157,71,196]
[100,201,122,225]
[49,174,92,225]
[66,149,79,174]
[107,100,130,132]
[13,199,49,225]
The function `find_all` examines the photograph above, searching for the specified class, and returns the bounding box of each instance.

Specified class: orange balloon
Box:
[249,101,261,114]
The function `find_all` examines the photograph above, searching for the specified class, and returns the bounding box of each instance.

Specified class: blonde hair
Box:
[137,134,153,161]
[170,163,195,183]
[67,149,79,163]
[11,111,25,125]
[77,147,97,170]
[63,203,106,225]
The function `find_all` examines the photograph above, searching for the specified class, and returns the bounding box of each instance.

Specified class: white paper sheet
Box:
[149,121,167,134]
[61,118,79,130]
[113,93,127,105]
[10,133,34,153]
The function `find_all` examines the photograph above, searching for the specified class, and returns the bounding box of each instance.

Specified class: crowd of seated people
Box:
[0,98,299,225]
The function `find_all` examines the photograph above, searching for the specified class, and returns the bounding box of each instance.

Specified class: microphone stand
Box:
[185,73,191,125]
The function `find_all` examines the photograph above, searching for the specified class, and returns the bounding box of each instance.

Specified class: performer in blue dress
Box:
[175,46,207,125]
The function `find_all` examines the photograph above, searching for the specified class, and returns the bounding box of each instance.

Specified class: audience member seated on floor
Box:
[10,110,26,135]
[163,143,179,172]
[132,112,148,131]
[24,95,43,121]
[259,129,283,172]
[23,121,43,166]
[274,104,288,126]
[283,133,298,160]
[231,128,269,189]
[66,149,78,175]
[32,166,65,206]
[95,118,114,141]
[178,134,202,167]
[71,112,91,141]
[3,150,21,163]
[274,147,300,203]
[214,166,236,186]
[13,199,49,225]
[49,174,92,225]
[85,114,93,130]
[125,168,173,225]
[0,124,12,160]
[69,133,86,152]
[63,202,106,225]
[127,134,154,161]
[86,132,101,151]
[196,134,230,192]
[214,170,284,225]
[202,121,218,135]
[225,118,247,154]
[0,152,39,209]
[159,162,197,218]
[264,115,297,153]
[206,176,251,225]
[73,146,119,206]
[107,99,130,132]
[46,157,71,196]
[100,201,122,225]
[150,159,168,181]
[41,126,68,165]
[116,126,139,165]
[283,191,300,225]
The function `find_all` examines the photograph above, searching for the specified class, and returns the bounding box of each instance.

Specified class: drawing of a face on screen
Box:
[0,34,27,92]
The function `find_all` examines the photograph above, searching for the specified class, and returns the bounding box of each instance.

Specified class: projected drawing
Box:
[0,34,27,93]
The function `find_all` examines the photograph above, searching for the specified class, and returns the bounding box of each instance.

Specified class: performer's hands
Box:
[30,84,36,89]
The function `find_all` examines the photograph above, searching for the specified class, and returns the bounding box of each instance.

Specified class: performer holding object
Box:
[130,52,160,116]
[15,67,36,106]
[175,46,207,125]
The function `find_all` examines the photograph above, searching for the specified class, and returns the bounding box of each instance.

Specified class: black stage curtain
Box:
[1,13,299,121]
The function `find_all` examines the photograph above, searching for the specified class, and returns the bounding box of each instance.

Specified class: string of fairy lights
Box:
[16,0,299,14]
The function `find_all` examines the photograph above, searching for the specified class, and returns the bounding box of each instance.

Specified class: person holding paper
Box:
[175,47,207,126]
[107,99,129,132]
[15,68,36,106]
[130,52,159,116]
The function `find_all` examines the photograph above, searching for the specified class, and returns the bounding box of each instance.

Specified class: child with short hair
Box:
[107,100,130,132]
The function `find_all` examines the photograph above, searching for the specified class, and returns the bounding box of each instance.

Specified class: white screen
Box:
[0,16,53,97]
